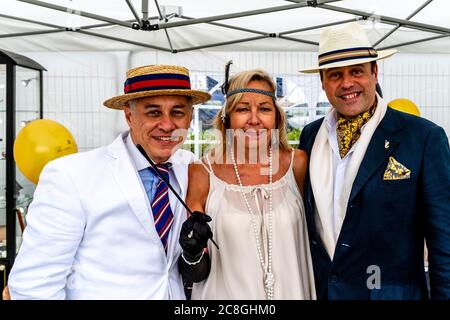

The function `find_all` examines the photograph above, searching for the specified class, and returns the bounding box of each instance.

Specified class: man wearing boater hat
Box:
[7,65,210,299]
[299,22,450,300]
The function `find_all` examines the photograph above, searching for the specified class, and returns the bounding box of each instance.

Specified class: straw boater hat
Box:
[103,65,211,109]
[299,22,397,74]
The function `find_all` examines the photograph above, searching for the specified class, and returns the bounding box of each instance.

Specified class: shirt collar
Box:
[125,132,150,172]
[325,107,338,131]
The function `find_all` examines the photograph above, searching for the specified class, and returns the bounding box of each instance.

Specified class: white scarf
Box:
[310,94,387,259]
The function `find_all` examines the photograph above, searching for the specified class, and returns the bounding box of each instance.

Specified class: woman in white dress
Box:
[178,68,316,300]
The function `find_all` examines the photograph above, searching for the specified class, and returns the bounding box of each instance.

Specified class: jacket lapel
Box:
[331,108,402,263]
[349,108,402,203]
[303,121,324,244]
[107,133,161,244]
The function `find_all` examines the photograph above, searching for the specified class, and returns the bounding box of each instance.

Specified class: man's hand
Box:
[179,211,213,258]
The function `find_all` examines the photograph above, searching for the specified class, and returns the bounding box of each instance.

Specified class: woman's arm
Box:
[292,149,308,197]
[186,161,210,212]
[178,161,212,283]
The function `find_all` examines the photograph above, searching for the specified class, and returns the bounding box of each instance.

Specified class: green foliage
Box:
[182,128,302,153]
[287,128,301,141]
[287,128,301,148]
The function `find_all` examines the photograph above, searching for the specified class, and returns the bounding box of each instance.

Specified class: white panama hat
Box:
[299,22,397,74]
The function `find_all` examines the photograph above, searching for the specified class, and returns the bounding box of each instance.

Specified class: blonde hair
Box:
[213,69,289,151]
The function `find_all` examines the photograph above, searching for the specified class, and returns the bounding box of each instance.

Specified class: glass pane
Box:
[316,101,330,116]
[286,103,309,129]
[14,66,40,252]
[182,72,224,158]
[0,64,6,258]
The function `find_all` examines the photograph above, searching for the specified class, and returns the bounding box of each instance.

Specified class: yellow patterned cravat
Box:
[336,104,377,158]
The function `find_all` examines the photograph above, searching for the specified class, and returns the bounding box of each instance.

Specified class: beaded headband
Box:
[220,61,276,123]
[226,88,276,99]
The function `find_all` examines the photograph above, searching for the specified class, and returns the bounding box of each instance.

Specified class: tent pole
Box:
[279,17,363,35]
[374,0,434,47]
[78,30,172,52]
[278,35,318,46]
[0,13,61,29]
[317,3,450,35]
[154,0,341,30]
[0,13,137,31]
[79,20,140,30]
[143,0,149,21]
[379,34,449,50]
[176,35,269,52]
[0,30,64,39]
[154,0,174,52]
[180,15,267,35]
[0,10,165,52]
[284,0,343,4]
[0,13,137,30]
[0,13,150,48]
[17,0,133,28]
[125,0,142,25]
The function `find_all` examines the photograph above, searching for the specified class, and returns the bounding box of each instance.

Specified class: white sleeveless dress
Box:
[191,151,316,300]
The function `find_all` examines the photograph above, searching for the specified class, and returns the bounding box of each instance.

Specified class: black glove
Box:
[179,211,213,258]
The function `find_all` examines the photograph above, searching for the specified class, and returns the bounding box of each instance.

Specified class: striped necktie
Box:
[149,163,174,253]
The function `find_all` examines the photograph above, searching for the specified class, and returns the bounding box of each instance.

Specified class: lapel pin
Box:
[385,140,390,149]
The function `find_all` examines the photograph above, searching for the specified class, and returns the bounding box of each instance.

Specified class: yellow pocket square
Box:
[383,156,411,180]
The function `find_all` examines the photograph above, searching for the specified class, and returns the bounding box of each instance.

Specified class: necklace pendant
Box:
[264,271,275,293]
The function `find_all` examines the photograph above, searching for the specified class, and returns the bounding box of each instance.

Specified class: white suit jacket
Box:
[8,131,195,299]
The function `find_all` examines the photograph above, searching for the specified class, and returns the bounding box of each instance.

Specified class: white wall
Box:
[382,53,450,131]
[25,51,130,152]
[21,50,450,153]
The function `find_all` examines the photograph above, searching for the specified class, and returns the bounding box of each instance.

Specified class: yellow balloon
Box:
[14,119,78,184]
[388,98,421,117]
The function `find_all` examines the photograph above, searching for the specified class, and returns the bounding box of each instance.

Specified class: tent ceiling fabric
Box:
[0,0,449,53]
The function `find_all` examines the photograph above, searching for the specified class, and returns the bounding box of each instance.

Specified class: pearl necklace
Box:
[230,147,274,300]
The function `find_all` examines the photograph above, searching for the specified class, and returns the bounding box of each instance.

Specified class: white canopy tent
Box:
[0,0,449,154]
[1,0,450,53]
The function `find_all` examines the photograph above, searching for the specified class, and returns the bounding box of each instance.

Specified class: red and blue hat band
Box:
[318,46,378,67]
[124,73,191,94]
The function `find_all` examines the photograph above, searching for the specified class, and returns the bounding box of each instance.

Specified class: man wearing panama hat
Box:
[299,22,450,300]
[7,65,211,299]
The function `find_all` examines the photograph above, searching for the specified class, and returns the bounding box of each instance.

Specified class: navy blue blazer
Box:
[299,107,450,300]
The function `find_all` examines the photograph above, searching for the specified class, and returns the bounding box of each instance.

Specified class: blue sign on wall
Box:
[207,76,225,104]
[276,77,283,98]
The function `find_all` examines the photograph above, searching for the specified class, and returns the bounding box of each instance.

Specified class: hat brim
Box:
[299,49,397,74]
[103,89,211,110]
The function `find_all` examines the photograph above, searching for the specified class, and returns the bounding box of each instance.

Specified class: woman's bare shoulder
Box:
[292,149,308,193]
[293,149,308,168]
[188,158,210,177]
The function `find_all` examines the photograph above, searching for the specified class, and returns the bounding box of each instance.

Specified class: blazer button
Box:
[330,275,338,283]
